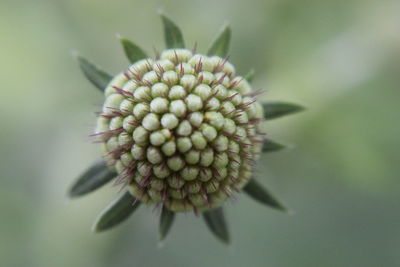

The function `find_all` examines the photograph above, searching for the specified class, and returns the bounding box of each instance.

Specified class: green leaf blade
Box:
[77,56,112,92]
[159,206,175,241]
[68,160,116,198]
[202,207,230,244]
[207,24,231,57]
[262,102,305,120]
[160,14,185,48]
[120,38,148,63]
[93,191,140,232]
[262,138,286,152]
[243,179,286,211]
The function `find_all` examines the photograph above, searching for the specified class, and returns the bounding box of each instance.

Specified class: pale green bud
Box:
[151,83,169,98]
[215,72,230,87]
[176,120,192,136]
[133,102,150,119]
[146,147,163,164]
[162,70,179,85]
[185,94,203,111]
[161,140,176,156]
[133,86,151,101]
[200,148,214,167]
[180,166,199,181]
[169,100,186,117]
[177,137,192,153]
[120,152,133,166]
[118,132,132,146]
[142,113,160,131]
[161,49,192,62]
[153,164,170,179]
[205,97,220,111]
[149,131,166,146]
[201,124,217,141]
[198,71,215,85]
[132,126,149,145]
[119,99,134,113]
[105,73,128,96]
[131,144,145,160]
[191,131,207,150]
[153,59,174,71]
[161,113,179,129]
[168,85,186,100]
[167,156,185,171]
[122,115,136,132]
[198,168,212,182]
[184,149,200,164]
[205,111,224,129]
[142,70,159,84]
[150,97,169,114]
[194,84,212,100]
[180,74,196,89]
[188,112,204,128]
[122,80,138,95]
[110,116,123,130]
[103,94,124,114]
[176,63,194,75]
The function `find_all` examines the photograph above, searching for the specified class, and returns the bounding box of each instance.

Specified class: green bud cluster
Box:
[95,49,264,212]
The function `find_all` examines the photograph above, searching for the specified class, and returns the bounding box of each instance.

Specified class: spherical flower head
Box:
[70,15,304,242]
[96,49,264,212]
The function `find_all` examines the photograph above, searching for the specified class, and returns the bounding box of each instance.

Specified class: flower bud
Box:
[96,49,265,212]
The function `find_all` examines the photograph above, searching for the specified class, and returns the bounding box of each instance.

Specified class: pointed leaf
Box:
[120,38,148,63]
[262,138,286,152]
[160,14,185,48]
[77,56,112,92]
[69,160,116,198]
[93,191,140,232]
[262,102,305,120]
[244,69,255,82]
[159,205,175,241]
[203,207,230,244]
[207,24,231,57]
[243,179,286,211]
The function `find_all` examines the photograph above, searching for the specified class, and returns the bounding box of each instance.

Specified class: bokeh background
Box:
[1,0,400,266]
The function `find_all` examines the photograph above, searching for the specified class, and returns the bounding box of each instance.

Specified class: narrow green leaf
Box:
[262,102,305,120]
[243,179,286,211]
[262,138,286,152]
[160,14,185,48]
[92,191,140,232]
[202,207,230,244]
[77,56,112,92]
[207,24,231,57]
[244,69,255,82]
[159,206,175,241]
[120,38,148,63]
[68,160,116,198]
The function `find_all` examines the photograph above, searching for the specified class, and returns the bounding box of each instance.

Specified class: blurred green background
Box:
[1,0,399,266]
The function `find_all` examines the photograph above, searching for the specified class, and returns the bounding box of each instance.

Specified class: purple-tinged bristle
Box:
[228,77,243,89]
[173,50,179,65]
[112,86,133,97]
[194,58,203,73]
[222,92,239,101]
[244,89,266,98]
[89,127,123,137]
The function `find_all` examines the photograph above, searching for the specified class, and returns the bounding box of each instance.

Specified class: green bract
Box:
[69,14,304,244]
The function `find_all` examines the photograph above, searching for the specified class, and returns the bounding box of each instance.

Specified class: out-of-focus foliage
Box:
[1,0,399,266]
